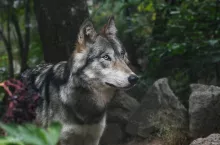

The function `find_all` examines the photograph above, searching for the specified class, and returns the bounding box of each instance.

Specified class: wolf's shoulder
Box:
[21,63,53,89]
[22,63,53,79]
[31,63,54,74]
[21,61,70,90]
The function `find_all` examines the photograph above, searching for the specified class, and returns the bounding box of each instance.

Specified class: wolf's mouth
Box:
[105,82,116,88]
[105,82,134,90]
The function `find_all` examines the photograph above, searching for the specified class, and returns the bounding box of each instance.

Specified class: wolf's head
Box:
[71,16,139,90]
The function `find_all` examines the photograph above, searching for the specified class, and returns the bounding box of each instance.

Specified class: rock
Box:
[100,123,123,145]
[190,134,220,145]
[124,138,164,145]
[189,84,220,138]
[107,91,140,125]
[100,91,140,145]
[126,78,188,138]
[126,83,148,101]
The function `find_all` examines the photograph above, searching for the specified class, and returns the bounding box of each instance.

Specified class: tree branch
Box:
[11,11,24,70]
[0,27,14,78]
[0,29,9,49]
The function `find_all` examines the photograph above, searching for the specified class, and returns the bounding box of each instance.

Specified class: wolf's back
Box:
[21,63,53,92]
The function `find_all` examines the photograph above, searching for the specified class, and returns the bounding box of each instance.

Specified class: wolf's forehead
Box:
[95,36,123,53]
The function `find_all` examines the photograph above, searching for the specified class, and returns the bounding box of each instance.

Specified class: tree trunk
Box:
[33,0,89,63]
[124,0,141,71]
[21,0,31,72]
[7,3,14,78]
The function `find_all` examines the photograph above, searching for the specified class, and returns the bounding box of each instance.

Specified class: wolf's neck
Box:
[61,75,115,124]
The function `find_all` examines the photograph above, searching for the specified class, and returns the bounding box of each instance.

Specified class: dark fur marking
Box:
[74,47,99,75]
[61,86,106,125]
[100,60,107,68]
[74,87,106,124]
[75,57,91,75]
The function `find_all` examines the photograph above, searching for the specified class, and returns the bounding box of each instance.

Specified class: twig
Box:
[0,82,12,96]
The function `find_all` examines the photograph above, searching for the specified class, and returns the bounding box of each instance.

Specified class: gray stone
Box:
[190,134,220,145]
[100,123,124,145]
[189,84,220,138]
[107,91,140,125]
[126,82,148,101]
[126,78,188,138]
[100,91,140,145]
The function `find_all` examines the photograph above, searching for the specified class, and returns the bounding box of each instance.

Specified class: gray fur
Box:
[22,17,138,145]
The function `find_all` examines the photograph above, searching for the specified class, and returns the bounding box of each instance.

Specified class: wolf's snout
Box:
[128,75,139,85]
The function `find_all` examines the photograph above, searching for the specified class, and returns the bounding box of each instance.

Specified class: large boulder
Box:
[126,78,188,138]
[190,134,220,145]
[126,83,148,101]
[100,123,124,145]
[100,91,140,145]
[189,84,220,138]
[107,91,140,126]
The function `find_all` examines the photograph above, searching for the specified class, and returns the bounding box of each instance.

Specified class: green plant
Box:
[0,122,61,145]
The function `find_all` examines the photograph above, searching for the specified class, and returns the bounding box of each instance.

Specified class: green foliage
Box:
[0,122,61,145]
[149,0,220,72]
[28,29,43,67]
[147,0,220,98]
[0,0,43,78]
[0,55,8,82]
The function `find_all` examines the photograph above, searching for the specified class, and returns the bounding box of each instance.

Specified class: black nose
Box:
[128,75,139,85]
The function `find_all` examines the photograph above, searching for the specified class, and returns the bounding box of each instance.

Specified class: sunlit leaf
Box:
[0,122,61,145]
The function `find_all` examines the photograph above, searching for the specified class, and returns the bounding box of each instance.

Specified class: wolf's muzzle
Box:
[128,75,139,85]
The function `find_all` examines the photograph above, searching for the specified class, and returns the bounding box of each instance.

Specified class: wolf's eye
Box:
[121,50,125,56]
[102,55,111,61]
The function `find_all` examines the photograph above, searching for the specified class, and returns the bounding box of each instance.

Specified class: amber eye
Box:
[102,55,111,61]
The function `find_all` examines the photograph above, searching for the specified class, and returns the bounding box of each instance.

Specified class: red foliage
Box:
[0,79,41,123]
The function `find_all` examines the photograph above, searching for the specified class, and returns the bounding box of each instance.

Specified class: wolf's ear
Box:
[78,19,97,44]
[102,16,117,37]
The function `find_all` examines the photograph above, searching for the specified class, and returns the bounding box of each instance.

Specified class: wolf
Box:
[22,16,139,145]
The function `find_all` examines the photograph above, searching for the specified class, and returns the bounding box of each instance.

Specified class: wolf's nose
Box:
[128,75,139,85]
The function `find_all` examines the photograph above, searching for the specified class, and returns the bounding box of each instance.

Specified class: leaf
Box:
[45,122,62,145]
[211,55,220,63]
[0,123,18,137]
[17,124,47,145]
[0,122,61,145]
[145,1,154,12]
[152,13,156,20]
[0,136,24,145]
[170,11,180,14]
[208,40,219,46]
